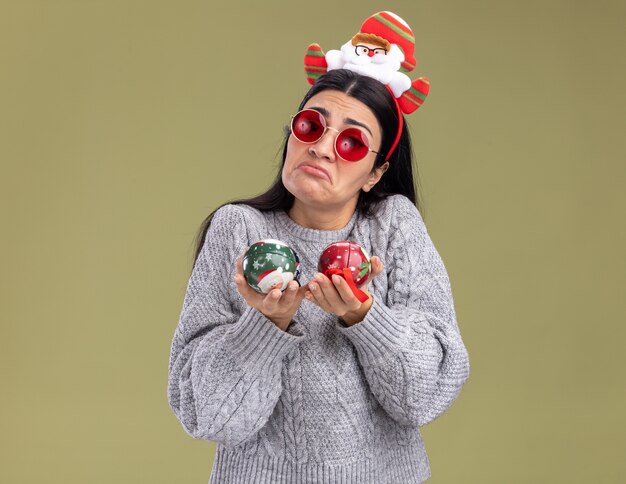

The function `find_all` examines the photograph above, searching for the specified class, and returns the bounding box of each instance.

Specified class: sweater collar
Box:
[274,208,359,244]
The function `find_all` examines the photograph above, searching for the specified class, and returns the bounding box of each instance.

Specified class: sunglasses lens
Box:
[292,110,325,143]
[336,128,370,161]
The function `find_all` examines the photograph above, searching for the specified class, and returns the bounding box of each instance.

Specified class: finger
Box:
[361,257,384,293]
[297,282,310,298]
[304,287,320,306]
[262,287,282,312]
[236,246,251,272]
[235,254,245,276]
[280,280,300,306]
[306,276,327,308]
[330,274,362,311]
[371,256,384,277]
[301,283,318,305]
[313,273,343,310]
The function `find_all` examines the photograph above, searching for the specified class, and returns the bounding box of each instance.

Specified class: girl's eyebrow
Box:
[345,117,373,137]
[309,105,374,137]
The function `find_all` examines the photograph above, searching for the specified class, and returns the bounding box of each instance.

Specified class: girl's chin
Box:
[286,178,329,194]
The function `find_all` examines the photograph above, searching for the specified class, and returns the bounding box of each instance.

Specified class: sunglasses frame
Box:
[290,109,381,162]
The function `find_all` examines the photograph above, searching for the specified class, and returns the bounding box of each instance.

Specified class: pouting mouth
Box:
[299,162,332,183]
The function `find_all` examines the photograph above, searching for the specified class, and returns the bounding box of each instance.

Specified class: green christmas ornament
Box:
[242,239,301,294]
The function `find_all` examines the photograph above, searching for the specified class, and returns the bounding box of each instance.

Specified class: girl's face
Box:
[281,90,389,212]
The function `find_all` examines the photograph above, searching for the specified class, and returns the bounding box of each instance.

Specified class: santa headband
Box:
[303,11,430,161]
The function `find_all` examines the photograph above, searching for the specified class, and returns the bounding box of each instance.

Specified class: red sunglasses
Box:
[290,109,381,162]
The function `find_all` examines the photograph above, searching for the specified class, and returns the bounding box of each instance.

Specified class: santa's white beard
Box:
[345,62,394,84]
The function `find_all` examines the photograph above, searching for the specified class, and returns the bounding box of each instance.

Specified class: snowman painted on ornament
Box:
[304,11,430,114]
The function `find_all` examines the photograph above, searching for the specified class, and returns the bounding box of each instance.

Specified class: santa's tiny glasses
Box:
[354,45,387,57]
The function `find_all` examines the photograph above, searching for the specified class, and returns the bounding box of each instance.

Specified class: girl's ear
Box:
[363,162,389,192]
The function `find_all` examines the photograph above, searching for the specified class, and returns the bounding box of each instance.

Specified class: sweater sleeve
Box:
[337,196,470,427]
[167,204,305,447]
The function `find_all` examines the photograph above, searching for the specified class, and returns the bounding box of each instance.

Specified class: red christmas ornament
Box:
[318,240,371,303]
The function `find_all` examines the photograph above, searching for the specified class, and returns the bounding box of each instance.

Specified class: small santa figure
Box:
[325,29,410,98]
[304,11,429,114]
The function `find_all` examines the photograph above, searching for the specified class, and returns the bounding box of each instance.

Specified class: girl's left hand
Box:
[305,256,384,326]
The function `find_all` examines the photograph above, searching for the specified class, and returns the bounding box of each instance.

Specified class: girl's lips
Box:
[299,163,331,183]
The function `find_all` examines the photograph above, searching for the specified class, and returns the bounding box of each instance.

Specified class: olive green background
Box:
[1,0,624,482]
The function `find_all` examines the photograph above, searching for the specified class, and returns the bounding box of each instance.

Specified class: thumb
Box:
[370,256,384,278]
[360,256,383,294]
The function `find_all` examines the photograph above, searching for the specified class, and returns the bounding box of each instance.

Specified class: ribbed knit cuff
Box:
[222,306,305,373]
[336,296,409,365]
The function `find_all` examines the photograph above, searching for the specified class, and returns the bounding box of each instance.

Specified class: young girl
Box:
[168,12,469,483]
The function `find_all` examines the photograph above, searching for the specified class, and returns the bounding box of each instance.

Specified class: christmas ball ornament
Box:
[318,240,371,302]
[242,239,301,294]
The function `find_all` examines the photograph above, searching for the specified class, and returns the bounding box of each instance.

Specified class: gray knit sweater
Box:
[167,194,470,483]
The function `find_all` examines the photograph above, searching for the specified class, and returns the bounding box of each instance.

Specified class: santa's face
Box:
[257,269,293,293]
[281,90,389,223]
[339,40,403,76]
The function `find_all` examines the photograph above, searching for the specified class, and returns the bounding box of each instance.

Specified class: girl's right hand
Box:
[234,254,309,331]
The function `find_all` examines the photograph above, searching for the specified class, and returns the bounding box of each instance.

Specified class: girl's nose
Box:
[310,128,337,161]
